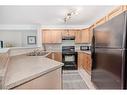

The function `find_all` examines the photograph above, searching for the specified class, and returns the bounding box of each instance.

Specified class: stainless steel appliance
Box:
[92,11,127,89]
[0,41,3,48]
[62,46,77,70]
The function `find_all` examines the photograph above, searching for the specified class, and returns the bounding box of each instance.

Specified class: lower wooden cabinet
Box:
[46,52,62,62]
[78,52,92,74]
[53,52,62,62]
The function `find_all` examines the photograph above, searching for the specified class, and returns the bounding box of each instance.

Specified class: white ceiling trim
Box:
[0,24,90,30]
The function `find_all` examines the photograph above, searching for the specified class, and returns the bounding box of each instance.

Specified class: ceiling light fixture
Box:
[64,9,78,23]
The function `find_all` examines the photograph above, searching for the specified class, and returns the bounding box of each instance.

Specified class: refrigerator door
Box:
[94,12,126,49]
[91,48,124,89]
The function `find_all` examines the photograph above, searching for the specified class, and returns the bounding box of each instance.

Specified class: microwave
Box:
[0,41,3,48]
[80,46,90,51]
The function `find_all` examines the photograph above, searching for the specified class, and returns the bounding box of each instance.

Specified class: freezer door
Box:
[91,48,124,89]
[94,12,126,48]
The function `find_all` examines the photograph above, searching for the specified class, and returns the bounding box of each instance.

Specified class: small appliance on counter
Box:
[80,46,91,51]
[0,41,3,48]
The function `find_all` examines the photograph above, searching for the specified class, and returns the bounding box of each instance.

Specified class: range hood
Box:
[62,36,75,40]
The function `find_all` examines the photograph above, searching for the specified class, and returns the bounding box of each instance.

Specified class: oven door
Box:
[63,54,75,62]
[62,53,77,70]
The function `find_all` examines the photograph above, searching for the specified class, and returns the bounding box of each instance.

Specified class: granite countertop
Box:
[4,54,63,89]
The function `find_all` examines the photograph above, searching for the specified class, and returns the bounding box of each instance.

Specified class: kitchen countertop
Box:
[0,48,10,53]
[3,54,63,89]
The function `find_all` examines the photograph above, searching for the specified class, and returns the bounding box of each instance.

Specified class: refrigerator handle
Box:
[91,34,95,70]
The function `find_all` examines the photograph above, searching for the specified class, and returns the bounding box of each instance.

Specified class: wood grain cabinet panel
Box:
[62,30,75,37]
[95,17,106,27]
[75,30,82,43]
[81,29,90,43]
[51,30,62,43]
[53,52,62,62]
[62,30,69,37]
[78,52,92,75]
[107,6,123,20]
[75,29,90,44]
[42,30,52,43]
[46,52,62,62]
[42,30,62,44]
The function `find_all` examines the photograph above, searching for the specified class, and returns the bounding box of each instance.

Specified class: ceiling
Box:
[0,6,116,28]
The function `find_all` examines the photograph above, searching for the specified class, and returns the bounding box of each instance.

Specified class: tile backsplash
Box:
[44,43,91,51]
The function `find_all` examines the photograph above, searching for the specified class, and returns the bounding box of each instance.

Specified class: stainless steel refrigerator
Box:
[91,11,127,89]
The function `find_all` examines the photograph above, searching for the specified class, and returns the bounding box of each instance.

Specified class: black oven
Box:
[62,46,77,70]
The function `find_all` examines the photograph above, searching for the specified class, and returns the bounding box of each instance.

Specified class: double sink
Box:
[26,49,50,56]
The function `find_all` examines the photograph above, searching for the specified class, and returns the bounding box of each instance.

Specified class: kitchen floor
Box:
[62,70,88,89]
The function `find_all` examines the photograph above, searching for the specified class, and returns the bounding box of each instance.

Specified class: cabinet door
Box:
[42,30,62,43]
[81,29,90,43]
[81,53,92,74]
[75,30,82,43]
[51,30,62,43]
[68,30,75,37]
[62,30,69,37]
[46,53,53,59]
[42,30,52,43]
[87,54,92,74]
[82,53,87,71]
[78,52,83,69]
[53,52,62,62]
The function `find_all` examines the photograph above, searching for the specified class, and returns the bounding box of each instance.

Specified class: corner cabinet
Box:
[42,29,62,44]
[78,52,92,75]
[75,29,90,44]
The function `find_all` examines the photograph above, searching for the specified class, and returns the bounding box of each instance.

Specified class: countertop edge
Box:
[4,60,63,89]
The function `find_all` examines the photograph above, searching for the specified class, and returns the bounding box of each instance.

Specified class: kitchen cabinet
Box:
[42,30,52,43]
[81,29,90,43]
[42,30,62,44]
[107,6,123,21]
[75,30,82,43]
[78,52,92,74]
[78,52,83,69]
[46,52,62,62]
[82,53,91,75]
[75,29,90,44]
[95,17,106,27]
[46,52,52,59]
[12,68,62,89]
[52,52,62,62]
[62,29,75,37]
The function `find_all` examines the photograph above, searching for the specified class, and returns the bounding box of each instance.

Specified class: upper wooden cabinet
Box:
[75,30,82,43]
[62,29,75,37]
[75,29,90,44]
[95,17,106,27]
[78,52,92,74]
[107,6,123,20]
[82,28,90,43]
[94,5,127,28]
[42,29,62,44]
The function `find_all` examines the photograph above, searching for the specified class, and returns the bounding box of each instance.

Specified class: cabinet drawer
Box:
[107,6,123,20]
